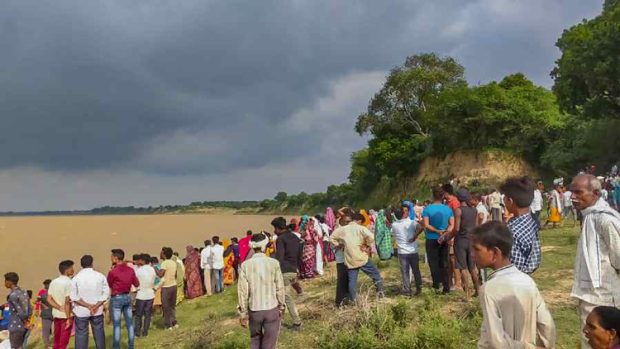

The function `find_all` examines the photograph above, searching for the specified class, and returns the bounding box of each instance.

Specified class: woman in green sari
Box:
[375,209,393,260]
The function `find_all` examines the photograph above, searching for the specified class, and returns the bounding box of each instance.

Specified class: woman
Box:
[583,306,620,349]
[360,209,371,227]
[151,256,162,312]
[374,209,393,260]
[300,218,317,279]
[313,218,325,276]
[325,207,336,231]
[317,215,335,262]
[545,182,563,228]
[222,240,236,286]
[183,246,204,299]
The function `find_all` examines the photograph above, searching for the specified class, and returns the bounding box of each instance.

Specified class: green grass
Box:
[28,224,582,348]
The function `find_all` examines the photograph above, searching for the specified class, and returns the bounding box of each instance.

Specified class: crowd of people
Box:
[1,172,620,349]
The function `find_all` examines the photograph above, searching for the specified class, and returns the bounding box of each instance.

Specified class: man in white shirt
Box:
[530,181,544,226]
[70,255,110,349]
[134,254,156,338]
[47,260,75,349]
[391,207,423,297]
[562,189,576,222]
[472,193,490,225]
[211,236,225,294]
[569,175,620,349]
[489,189,503,222]
[200,240,213,296]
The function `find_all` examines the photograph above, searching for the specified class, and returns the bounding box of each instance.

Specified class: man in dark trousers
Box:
[271,217,303,331]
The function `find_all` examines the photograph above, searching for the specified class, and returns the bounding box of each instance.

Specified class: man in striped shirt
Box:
[237,233,286,349]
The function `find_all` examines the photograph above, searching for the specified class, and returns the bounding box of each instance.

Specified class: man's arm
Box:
[12,293,30,321]
[237,265,249,324]
[275,237,285,263]
[329,229,342,247]
[601,216,620,271]
[478,292,537,349]
[535,293,556,348]
[132,270,140,288]
[423,216,443,234]
[274,265,286,313]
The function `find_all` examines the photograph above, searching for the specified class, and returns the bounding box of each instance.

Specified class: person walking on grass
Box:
[500,176,542,275]
[108,249,139,349]
[211,236,225,294]
[237,233,286,349]
[423,187,454,294]
[155,247,178,330]
[70,255,109,349]
[330,211,385,302]
[569,174,620,349]
[134,254,156,338]
[4,272,31,349]
[391,207,423,297]
[37,279,53,349]
[271,217,303,330]
[472,222,556,348]
[48,260,75,349]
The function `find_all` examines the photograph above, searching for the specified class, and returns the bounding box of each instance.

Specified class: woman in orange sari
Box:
[222,240,236,286]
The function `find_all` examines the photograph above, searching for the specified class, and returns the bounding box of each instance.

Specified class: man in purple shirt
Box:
[107,249,139,349]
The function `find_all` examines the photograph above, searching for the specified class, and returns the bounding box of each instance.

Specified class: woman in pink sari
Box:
[300,218,317,279]
[184,246,204,299]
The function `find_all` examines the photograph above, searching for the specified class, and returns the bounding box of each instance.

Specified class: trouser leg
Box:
[335,263,349,306]
[260,308,281,349]
[398,254,412,295]
[282,273,301,325]
[91,315,106,349]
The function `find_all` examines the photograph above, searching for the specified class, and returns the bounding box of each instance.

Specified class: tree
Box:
[274,192,288,203]
[551,1,620,119]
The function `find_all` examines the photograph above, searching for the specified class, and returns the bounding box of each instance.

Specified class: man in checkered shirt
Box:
[500,176,542,274]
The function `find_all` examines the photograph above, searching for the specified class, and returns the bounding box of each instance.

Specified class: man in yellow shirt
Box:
[155,247,178,330]
[330,212,384,302]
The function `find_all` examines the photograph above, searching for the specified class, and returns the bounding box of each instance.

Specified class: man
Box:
[200,240,213,296]
[48,260,75,349]
[70,255,109,349]
[423,187,455,294]
[211,236,225,294]
[489,188,503,222]
[155,247,178,330]
[134,254,156,337]
[472,192,489,225]
[530,181,544,226]
[271,217,303,330]
[107,249,139,349]
[391,207,423,297]
[37,279,53,349]
[4,272,31,349]
[330,212,385,302]
[569,174,620,349]
[500,176,542,274]
[563,187,577,224]
[230,238,241,280]
[237,233,286,349]
[442,183,462,291]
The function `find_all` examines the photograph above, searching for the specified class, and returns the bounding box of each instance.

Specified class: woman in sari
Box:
[184,246,204,299]
[326,207,336,231]
[300,217,317,279]
[374,209,393,260]
[222,240,236,286]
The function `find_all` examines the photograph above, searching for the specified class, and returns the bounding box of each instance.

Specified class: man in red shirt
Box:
[442,183,462,291]
[107,249,139,349]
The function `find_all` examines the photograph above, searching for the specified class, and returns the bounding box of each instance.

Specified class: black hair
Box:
[58,260,75,275]
[139,253,151,262]
[212,236,220,244]
[4,272,19,285]
[591,306,620,335]
[499,176,535,208]
[271,217,287,229]
[251,233,266,243]
[246,230,253,236]
[27,290,32,299]
[231,237,238,243]
[432,187,445,201]
[204,239,212,247]
[132,254,140,261]
[394,207,405,220]
[352,212,364,223]
[111,249,125,260]
[471,192,482,201]
[162,247,173,259]
[315,215,326,224]
[81,255,94,268]
[441,183,454,195]
[43,279,52,286]
[150,256,159,264]
[471,221,513,257]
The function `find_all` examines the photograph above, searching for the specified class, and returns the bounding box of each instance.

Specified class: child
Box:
[472,221,556,348]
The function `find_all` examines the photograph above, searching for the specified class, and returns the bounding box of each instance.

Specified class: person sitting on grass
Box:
[583,306,620,349]
[472,221,556,348]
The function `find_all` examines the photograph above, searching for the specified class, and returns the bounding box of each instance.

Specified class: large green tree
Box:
[551,0,620,119]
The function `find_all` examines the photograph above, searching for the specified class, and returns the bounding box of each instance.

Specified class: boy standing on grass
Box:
[472,221,556,348]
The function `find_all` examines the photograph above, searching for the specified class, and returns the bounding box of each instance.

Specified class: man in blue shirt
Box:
[423,187,455,294]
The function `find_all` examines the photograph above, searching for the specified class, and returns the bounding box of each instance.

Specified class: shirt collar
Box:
[487,264,515,280]
[508,213,531,225]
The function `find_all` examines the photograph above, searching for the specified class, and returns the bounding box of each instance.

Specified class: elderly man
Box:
[569,174,620,349]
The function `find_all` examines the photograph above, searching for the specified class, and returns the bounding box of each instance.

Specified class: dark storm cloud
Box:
[0,0,605,209]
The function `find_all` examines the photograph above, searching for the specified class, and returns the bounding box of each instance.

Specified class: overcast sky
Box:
[0,0,603,211]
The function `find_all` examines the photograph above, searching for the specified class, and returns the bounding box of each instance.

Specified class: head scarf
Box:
[186,245,195,255]
[299,215,309,232]
[360,209,371,227]
[249,235,269,252]
[290,218,300,232]
[325,207,336,230]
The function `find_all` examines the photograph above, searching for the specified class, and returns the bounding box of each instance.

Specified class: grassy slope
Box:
[29,224,580,349]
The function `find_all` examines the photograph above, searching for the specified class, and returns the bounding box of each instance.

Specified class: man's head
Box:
[80,255,94,269]
[246,230,253,236]
[432,187,445,202]
[456,188,471,204]
[4,272,19,289]
[394,207,405,220]
[441,183,455,198]
[401,203,410,217]
[471,221,513,270]
[111,249,125,265]
[570,175,602,211]
[58,260,75,277]
[212,236,220,245]
[204,239,212,247]
[136,254,149,266]
[471,192,481,206]
[250,233,268,253]
[537,181,545,191]
[231,237,238,244]
[132,254,140,264]
[43,279,52,290]
[161,247,173,260]
[500,176,535,214]
[271,216,288,235]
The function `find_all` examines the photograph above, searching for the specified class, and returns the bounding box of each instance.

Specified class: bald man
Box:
[569,174,620,349]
